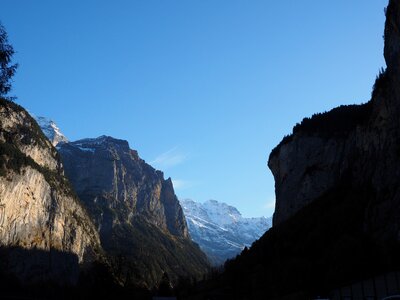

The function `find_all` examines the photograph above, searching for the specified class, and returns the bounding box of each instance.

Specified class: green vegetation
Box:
[0,98,54,150]
[0,100,77,201]
[0,23,18,99]
[101,215,209,288]
[0,142,36,177]
[0,97,24,113]
[0,140,72,195]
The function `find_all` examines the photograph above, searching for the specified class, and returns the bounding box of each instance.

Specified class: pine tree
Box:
[0,23,17,99]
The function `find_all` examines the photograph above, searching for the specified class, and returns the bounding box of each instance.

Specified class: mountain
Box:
[57,136,209,288]
[34,116,68,146]
[181,199,271,265]
[0,98,102,285]
[183,1,400,299]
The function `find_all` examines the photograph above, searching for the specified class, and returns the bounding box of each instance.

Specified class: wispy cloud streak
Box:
[263,197,276,210]
[171,179,198,191]
[150,147,187,169]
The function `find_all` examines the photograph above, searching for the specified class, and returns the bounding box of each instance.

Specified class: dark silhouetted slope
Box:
[182,1,400,299]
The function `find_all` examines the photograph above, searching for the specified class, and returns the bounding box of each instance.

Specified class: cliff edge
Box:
[269,1,400,234]
[58,136,209,288]
[0,98,102,284]
[184,1,400,299]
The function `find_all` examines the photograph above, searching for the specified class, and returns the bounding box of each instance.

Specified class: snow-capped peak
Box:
[202,199,242,226]
[180,199,272,265]
[34,116,68,147]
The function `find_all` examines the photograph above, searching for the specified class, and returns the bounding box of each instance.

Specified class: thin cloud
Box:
[172,179,187,190]
[172,179,194,190]
[263,197,276,210]
[150,147,187,169]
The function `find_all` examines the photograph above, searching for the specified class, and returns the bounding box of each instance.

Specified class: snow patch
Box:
[180,198,272,266]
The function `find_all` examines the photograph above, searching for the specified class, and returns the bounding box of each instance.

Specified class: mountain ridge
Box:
[34,116,68,147]
[181,199,271,265]
[57,134,209,287]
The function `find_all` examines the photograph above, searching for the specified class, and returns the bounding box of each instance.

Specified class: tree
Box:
[0,23,17,99]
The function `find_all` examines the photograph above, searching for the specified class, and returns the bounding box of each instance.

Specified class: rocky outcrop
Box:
[269,0,400,229]
[268,104,373,225]
[58,136,209,288]
[58,136,188,239]
[0,99,102,284]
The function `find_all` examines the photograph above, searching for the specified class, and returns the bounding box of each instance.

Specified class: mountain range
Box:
[57,135,209,287]
[181,199,271,265]
[0,104,210,294]
[2,1,400,298]
[33,117,271,268]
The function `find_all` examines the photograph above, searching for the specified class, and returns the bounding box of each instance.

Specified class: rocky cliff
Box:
[185,1,400,299]
[0,99,102,284]
[269,0,400,237]
[58,136,209,288]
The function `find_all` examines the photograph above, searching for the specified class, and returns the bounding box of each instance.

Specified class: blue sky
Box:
[1,0,387,217]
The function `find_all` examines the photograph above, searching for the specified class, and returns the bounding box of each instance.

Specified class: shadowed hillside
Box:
[181,1,400,299]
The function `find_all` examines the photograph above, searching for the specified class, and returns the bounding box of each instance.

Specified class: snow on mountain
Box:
[181,199,272,266]
[34,116,68,146]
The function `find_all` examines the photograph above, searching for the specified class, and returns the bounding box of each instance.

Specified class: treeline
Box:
[271,68,390,159]
[270,98,373,158]
[293,102,373,137]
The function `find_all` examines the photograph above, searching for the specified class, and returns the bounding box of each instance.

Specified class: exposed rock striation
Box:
[0,99,102,284]
[58,136,209,288]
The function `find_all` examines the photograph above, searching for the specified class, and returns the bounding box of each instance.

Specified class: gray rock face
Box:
[0,99,102,284]
[59,136,188,239]
[58,136,209,287]
[181,199,272,265]
[269,0,400,242]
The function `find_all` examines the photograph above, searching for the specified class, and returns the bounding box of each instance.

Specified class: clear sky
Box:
[0,0,388,217]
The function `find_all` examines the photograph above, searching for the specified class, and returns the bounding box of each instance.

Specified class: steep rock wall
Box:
[0,99,102,283]
[58,136,209,287]
[269,0,400,233]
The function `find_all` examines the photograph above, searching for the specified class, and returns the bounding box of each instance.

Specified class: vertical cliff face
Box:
[58,136,188,239]
[0,99,102,284]
[257,0,400,291]
[269,0,400,233]
[268,104,374,226]
[187,1,400,299]
[384,0,400,76]
[58,136,208,287]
